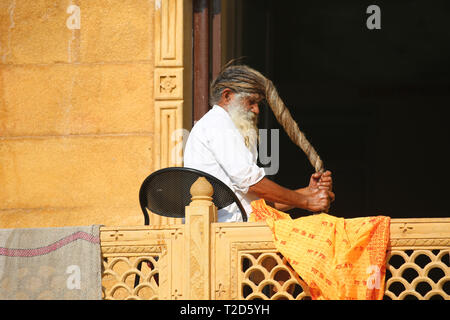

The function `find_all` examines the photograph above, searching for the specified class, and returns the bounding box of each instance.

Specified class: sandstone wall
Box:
[0,0,157,227]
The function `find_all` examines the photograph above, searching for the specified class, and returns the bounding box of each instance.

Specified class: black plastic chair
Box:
[139,166,247,224]
[134,166,248,288]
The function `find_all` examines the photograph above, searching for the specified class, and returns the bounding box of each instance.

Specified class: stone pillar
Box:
[150,0,192,226]
[184,177,217,299]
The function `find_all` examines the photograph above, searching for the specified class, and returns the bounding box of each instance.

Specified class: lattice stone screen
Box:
[240,252,312,300]
[100,179,450,300]
[236,248,450,300]
[102,255,160,300]
[385,249,449,300]
[101,225,184,300]
[100,222,450,300]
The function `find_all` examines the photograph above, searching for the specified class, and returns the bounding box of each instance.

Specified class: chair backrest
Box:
[139,167,248,224]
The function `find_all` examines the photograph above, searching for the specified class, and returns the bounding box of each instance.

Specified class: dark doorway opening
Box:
[222,0,450,218]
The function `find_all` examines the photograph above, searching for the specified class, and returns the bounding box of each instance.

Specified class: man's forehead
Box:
[243,93,264,102]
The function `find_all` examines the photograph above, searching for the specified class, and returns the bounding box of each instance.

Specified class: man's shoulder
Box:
[192,106,234,131]
[191,106,236,136]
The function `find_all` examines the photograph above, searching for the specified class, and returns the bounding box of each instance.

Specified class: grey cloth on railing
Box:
[0,225,102,300]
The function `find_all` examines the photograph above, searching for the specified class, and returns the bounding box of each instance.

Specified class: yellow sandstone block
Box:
[0,63,154,137]
[0,135,152,227]
[0,206,143,229]
[0,0,154,64]
[78,0,154,63]
[0,0,73,64]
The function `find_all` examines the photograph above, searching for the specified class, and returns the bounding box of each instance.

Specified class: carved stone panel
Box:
[154,0,184,66]
[154,67,183,100]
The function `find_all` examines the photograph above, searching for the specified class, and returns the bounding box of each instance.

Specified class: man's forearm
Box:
[249,177,309,210]
[271,202,294,211]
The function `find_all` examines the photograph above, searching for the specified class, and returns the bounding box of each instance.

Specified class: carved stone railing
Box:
[100,178,450,300]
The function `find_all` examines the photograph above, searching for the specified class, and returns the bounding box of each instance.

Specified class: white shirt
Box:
[184,105,266,222]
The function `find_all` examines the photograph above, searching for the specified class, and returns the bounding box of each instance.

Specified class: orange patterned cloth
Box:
[250,199,390,300]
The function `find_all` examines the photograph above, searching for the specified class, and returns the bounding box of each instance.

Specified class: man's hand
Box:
[308,170,334,202]
[250,173,335,213]
[304,188,334,213]
[304,170,334,212]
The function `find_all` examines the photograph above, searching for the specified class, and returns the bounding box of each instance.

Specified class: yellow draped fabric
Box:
[250,199,390,300]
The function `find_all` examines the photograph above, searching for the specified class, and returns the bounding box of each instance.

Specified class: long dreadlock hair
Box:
[210,62,324,173]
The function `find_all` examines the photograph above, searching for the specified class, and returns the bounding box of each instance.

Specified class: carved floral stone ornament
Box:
[160,75,177,93]
[399,223,413,233]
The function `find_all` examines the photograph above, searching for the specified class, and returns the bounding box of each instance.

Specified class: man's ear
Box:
[221,88,234,103]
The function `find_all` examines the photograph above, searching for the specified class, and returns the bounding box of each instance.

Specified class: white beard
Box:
[226,96,259,150]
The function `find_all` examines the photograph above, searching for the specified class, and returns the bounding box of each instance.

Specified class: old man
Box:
[184,64,334,222]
